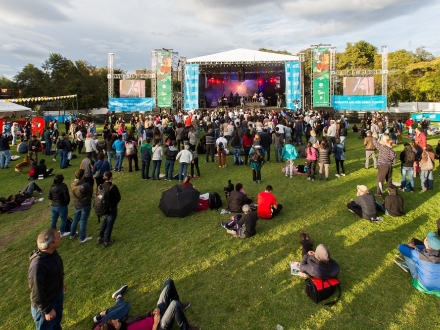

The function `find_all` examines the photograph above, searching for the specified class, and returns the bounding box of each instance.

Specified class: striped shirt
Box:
[373,139,396,166]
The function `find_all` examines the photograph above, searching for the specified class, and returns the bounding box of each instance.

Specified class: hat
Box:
[357,185,369,193]
[427,232,440,250]
[315,244,330,263]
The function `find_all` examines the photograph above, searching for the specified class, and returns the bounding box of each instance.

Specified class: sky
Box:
[1,0,440,79]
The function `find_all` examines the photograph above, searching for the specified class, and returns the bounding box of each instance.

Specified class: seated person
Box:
[347,185,381,221]
[181,175,193,187]
[257,185,282,219]
[397,233,440,296]
[220,204,258,238]
[375,184,404,217]
[93,279,200,330]
[36,159,53,178]
[17,139,29,154]
[227,183,252,213]
[298,232,340,279]
[352,124,358,132]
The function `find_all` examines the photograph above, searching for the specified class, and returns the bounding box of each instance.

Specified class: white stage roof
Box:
[187,48,299,63]
[0,102,32,113]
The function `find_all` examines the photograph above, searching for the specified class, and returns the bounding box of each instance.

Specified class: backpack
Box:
[250,148,263,163]
[28,167,36,178]
[209,192,223,210]
[218,142,224,150]
[94,184,113,216]
[56,139,64,149]
[305,277,340,306]
[125,142,136,156]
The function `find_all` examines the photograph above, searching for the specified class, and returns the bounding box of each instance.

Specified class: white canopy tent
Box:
[187,48,299,63]
[0,102,32,117]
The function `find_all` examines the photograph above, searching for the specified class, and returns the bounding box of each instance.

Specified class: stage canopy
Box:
[0,102,32,116]
[187,48,299,73]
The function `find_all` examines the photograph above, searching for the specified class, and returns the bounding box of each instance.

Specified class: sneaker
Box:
[60,232,70,238]
[311,179,315,181]
[181,302,191,310]
[80,236,93,243]
[97,237,104,244]
[70,233,77,239]
[335,174,340,177]
[394,259,409,273]
[93,312,103,323]
[104,239,115,247]
[370,217,383,222]
[341,173,346,177]
[307,177,311,180]
[220,222,228,229]
[112,284,128,300]
[52,158,56,162]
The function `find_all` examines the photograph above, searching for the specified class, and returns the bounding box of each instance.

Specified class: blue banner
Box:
[285,62,301,110]
[184,64,199,110]
[108,98,155,112]
[412,113,440,122]
[332,95,387,111]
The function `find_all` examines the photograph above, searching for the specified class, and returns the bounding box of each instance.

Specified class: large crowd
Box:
[1,106,440,329]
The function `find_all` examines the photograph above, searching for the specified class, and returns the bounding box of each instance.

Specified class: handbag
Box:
[93,162,104,179]
[305,277,340,306]
[420,152,434,171]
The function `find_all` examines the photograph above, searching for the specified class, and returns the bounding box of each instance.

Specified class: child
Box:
[281,140,298,178]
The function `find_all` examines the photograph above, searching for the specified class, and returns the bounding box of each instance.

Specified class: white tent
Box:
[0,102,32,117]
[187,48,298,63]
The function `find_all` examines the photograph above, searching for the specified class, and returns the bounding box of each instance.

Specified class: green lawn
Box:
[1,129,440,330]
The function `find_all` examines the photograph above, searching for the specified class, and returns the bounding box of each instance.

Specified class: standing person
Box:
[364,131,377,169]
[176,144,193,181]
[164,141,178,181]
[0,132,11,169]
[317,139,331,181]
[58,133,71,170]
[28,229,65,330]
[272,127,283,163]
[49,174,70,237]
[105,133,116,170]
[293,118,303,145]
[231,131,242,165]
[43,127,53,156]
[188,128,197,151]
[81,152,95,192]
[216,133,227,168]
[242,129,254,166]
[97,171,121,247]
[373,134,396,197]
[93,152,111,191]
[333,138,346,177]
[419,144,435,191]
[125,136,139,172]
[28,135,41,162]
[75,129,84,154]
[64,118,70,135]
[414,127,427,149]
[205,129,215,163]
[306,142,318,181]
[112,135,125,172]
[190,148,200,178]
[281,140,298,178]
[249,137,265,184]
[260,128,272,162]
[400,143,415,192]
[85,133,99,161]
[11,122,19,145]
[140,137,153,180]
[151,138,163,180]
[70,169,93,243]
[257,185,282,219]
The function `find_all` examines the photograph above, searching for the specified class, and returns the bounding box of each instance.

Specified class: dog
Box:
[223,179,234,200]
[15,155,31,174]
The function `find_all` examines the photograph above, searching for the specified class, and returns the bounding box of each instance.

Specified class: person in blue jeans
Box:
[164,141,178,180]
[70,169,93,243]
[151,138,163,180]
[399,143,415,192]
[175,144,193,181]
[98,171,121,247]
[92,279,200,330]
[112,135,125,172]
[48,174,71,237]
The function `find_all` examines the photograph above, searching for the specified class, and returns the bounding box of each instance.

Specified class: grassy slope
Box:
[1,129,440,330]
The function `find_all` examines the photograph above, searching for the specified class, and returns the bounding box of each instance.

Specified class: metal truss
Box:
[179,56,187,112]
[381,46,388,98]
[108,53,114,98]
[330,47,337,101]
[151,50,157,104]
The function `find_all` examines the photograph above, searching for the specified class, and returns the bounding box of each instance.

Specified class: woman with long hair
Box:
[318,139,331,181]
[420,144,435,191]
[231,131,242,165]
[306,142,318,181]
[242,129,254,166]
[400,143,415,192]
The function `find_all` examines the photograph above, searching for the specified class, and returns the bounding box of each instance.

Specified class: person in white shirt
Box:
[176,144,193,181]
[75,130,84,154]
[216,134,228,168]
[84,133,98,161]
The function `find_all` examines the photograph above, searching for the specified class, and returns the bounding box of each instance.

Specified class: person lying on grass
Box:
[397,233,440,296]
[93,279,200,330]
[299,232,340,279]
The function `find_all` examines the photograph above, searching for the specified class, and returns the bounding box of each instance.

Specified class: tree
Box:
[0,76,17,89]
[336,41,377,70]
[14,64,49,97]
[414,46,435,62]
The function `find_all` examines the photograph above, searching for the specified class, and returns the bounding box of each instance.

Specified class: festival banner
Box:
[332,95,387,111]
[312,47,330,107]
[184,64,199,110]
[154,51,172,108]
[285,62,301,110]
[108,98,155,112]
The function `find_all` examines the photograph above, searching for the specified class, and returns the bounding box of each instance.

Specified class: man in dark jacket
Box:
[227,183,252,213]
[223,204,258,238]
[28,135,41,162]
[0,132,11,169]
[260,128,272,162]
[299,232,340,279]
[347,185,381,221]
[49,174,71,236]
[205,129,215,162]
[28,229,65,329]
[70,169,93,243]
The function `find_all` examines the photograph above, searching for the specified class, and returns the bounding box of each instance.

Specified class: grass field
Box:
[1,129,440,330]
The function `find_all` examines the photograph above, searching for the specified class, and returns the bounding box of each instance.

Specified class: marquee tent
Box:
[187,48,299,63]
[0,102,32,116]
